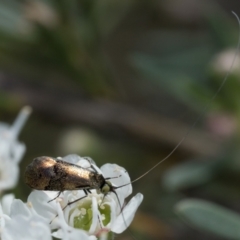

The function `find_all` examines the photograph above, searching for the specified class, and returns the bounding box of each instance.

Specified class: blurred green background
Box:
[2,0,240,239]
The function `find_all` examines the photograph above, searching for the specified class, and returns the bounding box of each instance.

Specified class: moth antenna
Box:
[115,11,240,190]
[105,174,122,180]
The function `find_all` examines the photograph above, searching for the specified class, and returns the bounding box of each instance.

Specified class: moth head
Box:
[101,180,112,195]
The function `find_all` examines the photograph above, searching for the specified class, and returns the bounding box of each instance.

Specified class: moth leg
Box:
[64,189,89,208]
[83,157,98,171]
[48,191,62,203]
[63,189,104,228]
[80,189,104,229]
[49,190,105,231]
[50,190,89,224]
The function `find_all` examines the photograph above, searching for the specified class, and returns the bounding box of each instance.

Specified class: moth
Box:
[24,156,134,233]
[24,156,123,201]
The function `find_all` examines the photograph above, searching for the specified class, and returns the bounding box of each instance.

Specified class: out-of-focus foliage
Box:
[176,199,240,239]
[1,0,240,239]
[0,0,134,95]
[130,9,240,114]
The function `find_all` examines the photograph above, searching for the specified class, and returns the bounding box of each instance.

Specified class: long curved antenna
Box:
[115,11,240,190]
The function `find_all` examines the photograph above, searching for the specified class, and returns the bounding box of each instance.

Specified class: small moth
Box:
[25,156,121,198]
[24,156,132,232]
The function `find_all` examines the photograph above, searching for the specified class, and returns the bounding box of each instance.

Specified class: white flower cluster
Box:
[0,106,43,240]
[0,106,31,192]
[26,155,143,240]
[0,110,143,240]
[0,107,142,239]
[0,194,51,240]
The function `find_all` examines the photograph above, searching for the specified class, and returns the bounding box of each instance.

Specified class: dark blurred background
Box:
[2,0,240,239]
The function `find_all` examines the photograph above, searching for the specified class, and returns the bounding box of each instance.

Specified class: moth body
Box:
[24,156,107,192]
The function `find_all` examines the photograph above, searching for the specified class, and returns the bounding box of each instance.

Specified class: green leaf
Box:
[162,160,214,191]
[175,199,240,239]
[130,30,215,108]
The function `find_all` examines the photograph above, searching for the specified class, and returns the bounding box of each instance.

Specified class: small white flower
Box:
[0,194,51,240]
[2,215,51,240]
[0,106,31,191]
[27,154,143,239]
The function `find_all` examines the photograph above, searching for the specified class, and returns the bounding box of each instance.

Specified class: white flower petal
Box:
[51,203,71,231]
[63,154,83,164]
[0,123,9,131]
[2,194,15,215]
[111,193,143,233]
[89,197,98,234]
[0,107,30,191]
[0,159,19,191]
[0,203,11,229]
[11,142,26,164]
[62,155,98,171]
[101,164,132,198]
[52,227,94,240]
[105,195,117,229]
[28,191,58,220]
[10,199,31,218]
[10,106,31,141]
[2,215,51,240]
